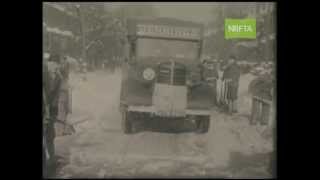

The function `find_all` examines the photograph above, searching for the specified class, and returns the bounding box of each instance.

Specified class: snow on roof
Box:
[50,3,66,12]
[46,26,74,37]
[46,3,76,17]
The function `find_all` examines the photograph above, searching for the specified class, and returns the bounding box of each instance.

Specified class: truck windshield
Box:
[136,38,199,59]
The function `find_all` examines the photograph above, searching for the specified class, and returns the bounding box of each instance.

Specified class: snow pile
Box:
[46,26,74,37]
[47,3,75,17]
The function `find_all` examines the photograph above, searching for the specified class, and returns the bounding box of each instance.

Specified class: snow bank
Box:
[50,3,66,12]
[46,3,75,17]
[46,26,74,37]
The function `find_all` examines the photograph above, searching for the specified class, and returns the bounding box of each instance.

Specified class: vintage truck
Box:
[119,17,215,134]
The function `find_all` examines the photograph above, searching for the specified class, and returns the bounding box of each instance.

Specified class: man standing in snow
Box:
[43,59,50,177]
[222,55,241,114]
[43,54,62,177]
[58,56,72,134]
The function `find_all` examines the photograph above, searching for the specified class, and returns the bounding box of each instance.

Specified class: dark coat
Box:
[249,76,273,100]
[60,61,70,80]
[44,62,62,116]
[223,62,241,100]
[223,62,241,83]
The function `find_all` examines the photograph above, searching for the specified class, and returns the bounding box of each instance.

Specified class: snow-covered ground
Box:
[54,69,274,178]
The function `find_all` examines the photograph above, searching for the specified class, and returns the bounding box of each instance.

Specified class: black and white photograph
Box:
[42,2,276,178]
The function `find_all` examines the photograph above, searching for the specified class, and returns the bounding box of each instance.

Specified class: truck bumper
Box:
[127,105,210,116]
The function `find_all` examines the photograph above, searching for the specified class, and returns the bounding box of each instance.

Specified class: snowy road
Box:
[54,70,274,178]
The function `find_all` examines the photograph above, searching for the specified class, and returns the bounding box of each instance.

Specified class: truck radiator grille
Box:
[173,68,186,85]
[157,62,186,86]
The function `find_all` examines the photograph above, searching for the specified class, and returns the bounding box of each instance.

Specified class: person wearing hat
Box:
[222,55,241,114]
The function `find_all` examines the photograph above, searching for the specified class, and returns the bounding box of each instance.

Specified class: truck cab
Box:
[120,17,215,134]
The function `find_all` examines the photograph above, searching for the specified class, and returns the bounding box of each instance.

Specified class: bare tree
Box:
[72,3,114,70]
[74,4,87,66]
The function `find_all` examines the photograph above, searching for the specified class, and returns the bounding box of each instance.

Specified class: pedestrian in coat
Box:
[222,55,241,114]
[58,56,71,135]
[43,54,62,177]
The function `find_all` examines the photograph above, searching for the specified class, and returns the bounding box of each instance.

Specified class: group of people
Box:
[201,55,241,115]
[201,54,275,126]
[102,56,124,73]
[43,54,72,177]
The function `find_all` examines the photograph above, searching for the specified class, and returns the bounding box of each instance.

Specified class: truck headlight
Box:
[143,68,155,81]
